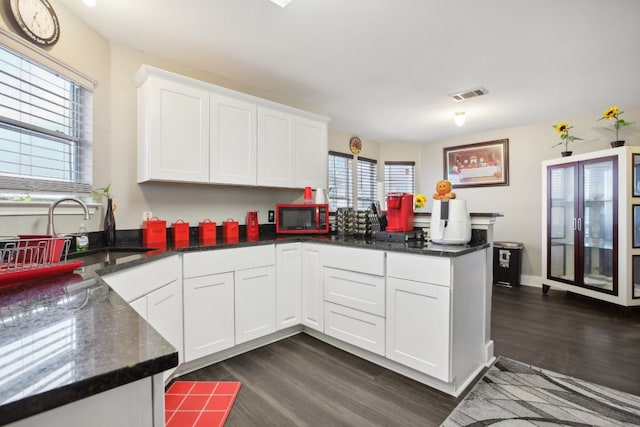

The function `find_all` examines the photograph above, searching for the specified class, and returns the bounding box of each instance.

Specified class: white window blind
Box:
[328,151,353,209]
[0,44,93,194]
[385,161,415,195]
[357,156,377,210]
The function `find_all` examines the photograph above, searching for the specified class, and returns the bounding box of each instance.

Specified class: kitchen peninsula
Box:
[0,214,499,426]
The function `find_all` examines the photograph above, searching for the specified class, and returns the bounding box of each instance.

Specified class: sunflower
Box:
[552,122,582,152]
[602,106,619,120]
[554,122,569,134]
[414,193,427,209]
[598,105,635,141]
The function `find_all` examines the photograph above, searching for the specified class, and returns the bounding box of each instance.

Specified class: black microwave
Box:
[275,204,329,234]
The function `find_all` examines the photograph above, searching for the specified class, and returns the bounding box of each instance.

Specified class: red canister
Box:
[143,218,167,246]
[223,218,239,242]
[172,219,190,242]
[199,219,217,243]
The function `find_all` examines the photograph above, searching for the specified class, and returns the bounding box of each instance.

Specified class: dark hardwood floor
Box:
[175,285,640,426]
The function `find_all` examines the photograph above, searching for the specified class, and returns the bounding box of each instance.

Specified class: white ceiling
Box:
[57,0,640,143]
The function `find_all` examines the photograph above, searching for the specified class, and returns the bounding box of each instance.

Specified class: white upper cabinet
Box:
[136,74,210,183]
[257,107,296,187]
[295,117,327,189]
[135,65,329,188]
[210,94,257,185]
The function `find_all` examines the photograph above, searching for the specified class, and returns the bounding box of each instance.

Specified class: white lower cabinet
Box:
[182,245,276,362]
[183,272,235,361]
[102,255,183,378]
[235,265,276,344]
[386,277,450,381]
[300,243,324,332]
[321,247,386,355]
[385,250,486,385]
[324,302,385,356]
[276,243,302,330]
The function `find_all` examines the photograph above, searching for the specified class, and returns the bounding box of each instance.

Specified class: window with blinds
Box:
[385,161,415,197]
[0,44,92,194]
[357,156,377,210]
[328,151,353,209]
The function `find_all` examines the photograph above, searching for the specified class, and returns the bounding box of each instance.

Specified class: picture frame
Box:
[633,255,640,299]
[443,138,509,188]
[634,205,640,248]
[633,154,640,197]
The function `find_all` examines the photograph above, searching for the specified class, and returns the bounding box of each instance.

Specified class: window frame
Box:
[0,28,96,199]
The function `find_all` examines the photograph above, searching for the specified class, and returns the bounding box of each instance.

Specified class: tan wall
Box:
[0,1,325,235]
[419,107,640,284]
[2,1,639,288]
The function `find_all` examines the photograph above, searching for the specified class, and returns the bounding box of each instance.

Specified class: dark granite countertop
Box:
[0,271,178,425]
[0,227,491,424]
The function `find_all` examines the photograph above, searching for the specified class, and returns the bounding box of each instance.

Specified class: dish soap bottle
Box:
[76,223,89,252]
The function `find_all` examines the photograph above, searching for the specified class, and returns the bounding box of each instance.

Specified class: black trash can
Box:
[493,241,523,287]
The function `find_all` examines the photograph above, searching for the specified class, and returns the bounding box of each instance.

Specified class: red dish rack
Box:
[0,235,83,289]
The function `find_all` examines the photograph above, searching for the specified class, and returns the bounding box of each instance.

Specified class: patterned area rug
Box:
[442,357,640,426]
[165,381,241,427]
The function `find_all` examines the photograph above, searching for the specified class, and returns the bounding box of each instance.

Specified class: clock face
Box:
[10,0,60,46]
[349,136,362,155]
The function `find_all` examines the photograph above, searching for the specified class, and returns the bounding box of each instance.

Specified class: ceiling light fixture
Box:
[83,0,96,6]
[454,112,466,127]
[269,0,294,7]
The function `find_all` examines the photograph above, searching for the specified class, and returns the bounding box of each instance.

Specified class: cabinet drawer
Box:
[386,252,451,287]
[102,255,180,302]
[323,267,385,316]
[183,245,275,278]
[322,245,385,276]
[324,302,385,356]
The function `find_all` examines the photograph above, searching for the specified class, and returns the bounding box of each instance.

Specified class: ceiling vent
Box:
[449,87,488,102]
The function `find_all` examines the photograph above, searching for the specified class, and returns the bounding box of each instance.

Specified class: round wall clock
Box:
[9,0,60,46]
[349,136,362,155]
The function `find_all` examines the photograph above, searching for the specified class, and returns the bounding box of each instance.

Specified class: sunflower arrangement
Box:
[415,193,427,209]
[598,105,635,142]
[552,122,583,152]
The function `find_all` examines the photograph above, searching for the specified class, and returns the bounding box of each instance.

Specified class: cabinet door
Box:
[546,156,618,294]
[580,157,617,294]
[183,272,234,361]
[276,243,301,330]
[294,117,327,189]
[147,279,183,364]
[235,266,276,344]
[386,277,451,382]
[301,244,323,331]
[257,107,296,187]
[138,76,210,183]
[547,162,577,283]
[210,94,257,185]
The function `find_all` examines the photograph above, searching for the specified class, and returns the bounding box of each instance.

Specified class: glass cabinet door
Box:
[580,157,617,294]
[547,163,576,283]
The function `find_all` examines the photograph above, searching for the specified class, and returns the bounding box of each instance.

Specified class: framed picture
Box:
[633,154,640,197]
[634,205,640,248]
[633,255,640,299]
[443,138,509,188]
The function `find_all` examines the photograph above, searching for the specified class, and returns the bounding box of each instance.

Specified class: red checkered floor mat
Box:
[165,381,241,427]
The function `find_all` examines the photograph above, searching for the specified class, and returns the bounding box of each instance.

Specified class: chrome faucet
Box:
[47,198,90,236]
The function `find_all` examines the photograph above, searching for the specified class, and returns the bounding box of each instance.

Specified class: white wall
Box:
[419,107,640,284]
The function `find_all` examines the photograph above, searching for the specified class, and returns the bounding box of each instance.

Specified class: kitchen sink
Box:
[69,247,153,267]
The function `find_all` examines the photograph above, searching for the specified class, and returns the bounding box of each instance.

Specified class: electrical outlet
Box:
[268,210,275,222]
[143,211,153,222]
